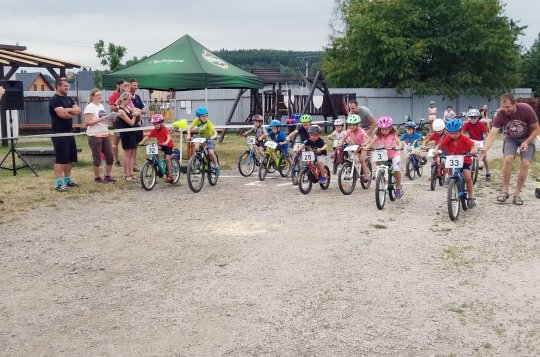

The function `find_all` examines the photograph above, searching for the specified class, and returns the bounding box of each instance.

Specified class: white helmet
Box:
[334,119,344,126]
[467,108,480,117]
[433,118,446,131]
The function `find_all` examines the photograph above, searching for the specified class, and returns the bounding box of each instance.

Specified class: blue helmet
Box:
[269,119,281,127]
[405,121,417,129]
[195,106,209,117]
[445,118,463,132]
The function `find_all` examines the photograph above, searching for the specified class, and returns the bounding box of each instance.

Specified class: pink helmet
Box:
[377,116,393,129]
[151,114,164,123]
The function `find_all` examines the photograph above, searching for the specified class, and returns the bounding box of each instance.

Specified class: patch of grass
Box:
[443,245,474,268]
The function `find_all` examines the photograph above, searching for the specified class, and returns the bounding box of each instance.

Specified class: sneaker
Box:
[319,176,327,183]
[55,183,68,192]
[214,165,221,177]
[104,176,117,183]
[467,198,476,209]
[421,157,428,165]
[66,181,80,187]
[114,160,122,167]
[396,186,404,199]
[485,172,491,181]
[94,177,107,184]
[444,177,451,186]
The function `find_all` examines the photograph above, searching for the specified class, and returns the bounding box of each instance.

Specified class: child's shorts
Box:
[161,146,173,156]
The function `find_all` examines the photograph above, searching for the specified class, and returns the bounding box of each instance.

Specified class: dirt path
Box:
[1,140,539,356]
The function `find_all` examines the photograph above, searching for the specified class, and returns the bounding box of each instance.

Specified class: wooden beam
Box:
[0,53,38,66]
[0,58,9,65]
[4,66,19,80]
[0,49,65,67]
[17,51,82,68]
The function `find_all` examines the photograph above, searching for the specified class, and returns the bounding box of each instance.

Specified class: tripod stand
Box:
[0,110,38,176]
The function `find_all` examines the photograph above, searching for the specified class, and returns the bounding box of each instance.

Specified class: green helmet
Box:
[346,114,361,125]
[300,114,312,123]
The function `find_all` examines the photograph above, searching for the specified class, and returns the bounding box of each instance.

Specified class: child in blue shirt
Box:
[268,119,294,168]
[399,122,427,164]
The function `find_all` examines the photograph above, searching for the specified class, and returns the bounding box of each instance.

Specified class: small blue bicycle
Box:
[445,153,475,221]
[139,143,181,191]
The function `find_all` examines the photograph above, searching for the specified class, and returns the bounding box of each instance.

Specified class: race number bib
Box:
[344,145,359,152]
[265,141,278,149]
[427,148,435,157]
[333,139,340,147]
[445,155,464,169]
[404,144,414,157]
[294,143,303,151]
[474,140,484,149]
[146,143,158,155]
[191,137,206,144]
[372,149,388,162]
[247,136,256,145]
[302,151,315,162]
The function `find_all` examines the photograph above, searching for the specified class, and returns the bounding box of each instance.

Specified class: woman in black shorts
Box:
[116,92,138,181]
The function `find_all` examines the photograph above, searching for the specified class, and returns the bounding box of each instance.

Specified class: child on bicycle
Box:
[363,116,404,198]
[434,118,478,208]
[400,121,427,165]
[240,114,267,157]
[327,118,346,159]
[295,125,329,183]
[139,114,174,182]
[422,118,447,149]
[286,114,312,144]
[268,119,294,168]
[338,114,370,182]
[186,106,220,176]
[462,108,490,180]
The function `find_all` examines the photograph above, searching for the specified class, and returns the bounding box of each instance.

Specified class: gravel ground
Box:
[1,140,539,356]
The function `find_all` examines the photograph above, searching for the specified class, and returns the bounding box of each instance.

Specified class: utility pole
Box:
[296,55,319,78]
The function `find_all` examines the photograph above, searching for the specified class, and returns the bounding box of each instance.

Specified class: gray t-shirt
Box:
[350,106,374,129]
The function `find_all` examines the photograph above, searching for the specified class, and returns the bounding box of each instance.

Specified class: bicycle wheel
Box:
[396,123,407,136]
[416,157,423,177]
[471,157,479,185]
[375,170,387,210]
[170,158,181,184]
[360,159,372,189]
[406,158,416,180]
[279,157,292,177]
[430,165,437,191]
[291,156,302,185]
[438,163,445,186]
[140,161,157,191]
[338,162,357,195]
[320,165,331,190]
[187,155,205,193]
[388,171,397,201]
[208,154,219,186]
[238,151,255,177]
[298,168,312,194]
[258,155,268,181]
[447,178,460,221]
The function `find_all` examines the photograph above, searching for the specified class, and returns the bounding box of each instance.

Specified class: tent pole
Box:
[205,88,208,107]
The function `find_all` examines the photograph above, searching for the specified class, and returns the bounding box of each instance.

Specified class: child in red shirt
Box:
[139,114,175,183]
[462,109,490,180]
[434,118,478,208]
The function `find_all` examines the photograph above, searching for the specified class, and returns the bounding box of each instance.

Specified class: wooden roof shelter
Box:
[0,44,82,145]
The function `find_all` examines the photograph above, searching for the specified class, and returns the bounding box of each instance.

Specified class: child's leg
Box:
[208,148,218,166]
[463,169,474,198]
[318,161,327,178]
[165,154,172,177]
[483,156,490,173]
[359,151,369,179]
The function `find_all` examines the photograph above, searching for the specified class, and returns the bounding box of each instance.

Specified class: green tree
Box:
[522,33,540,96]
[323,0,525,98]
[94,40,127,72]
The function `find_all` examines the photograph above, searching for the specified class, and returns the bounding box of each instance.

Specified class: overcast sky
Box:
[1,0,538,71]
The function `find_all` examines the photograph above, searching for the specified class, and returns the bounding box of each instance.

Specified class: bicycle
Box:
[186,137,220,193]
[337,145,372,195]
[444,153,475,221]
[427,148,447,191]
[396,117,426,136]
[238,136,263,177]
[470,140,484,185]
[298,150,331,194]
[291,142,304,185]
[370,148,400,210]
[404,140,424,180]
[332,140,348,175]
[258,141,291,181]
[139,143,181,191]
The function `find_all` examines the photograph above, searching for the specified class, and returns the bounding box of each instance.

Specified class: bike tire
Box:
[471,157,479,185]
[406,159,416,180]
[187,155,205,193]
[375,170,386,210]
[298,168,312,194]
[170,158,181,184]
[430,165,437,191]
[140,161,157,191]
[396,123,407,136]
[447,178,460,221]
[291,156,301,185]
[388,171,396,201]
[279,157,292,177]
[338,162,357,195]
[416,158,423,177]
[208,154,219,186]
[238,151,255,177]
[360,159,372,189]
[258,156,268,181]
[320,165,331,190]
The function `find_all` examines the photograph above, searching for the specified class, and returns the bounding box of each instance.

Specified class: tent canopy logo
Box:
[148,59,184,65]
[202,50,228,70]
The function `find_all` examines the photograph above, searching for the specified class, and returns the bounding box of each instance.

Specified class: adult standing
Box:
[348,99,377,136]
[480,104,492,130]
[481,93,539,205]
[427,101,438,129]
[116,92,138,181]
[84,88,116,183]
[49,77,81,192]
[129,78,148,171]
[109,79,124,167]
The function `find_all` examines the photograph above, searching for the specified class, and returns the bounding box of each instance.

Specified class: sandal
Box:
[512,196,523,205]
[124,175,134,182]
[496,192,509,203]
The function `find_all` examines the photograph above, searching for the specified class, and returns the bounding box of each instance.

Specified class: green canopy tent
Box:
[102,34,263,91]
